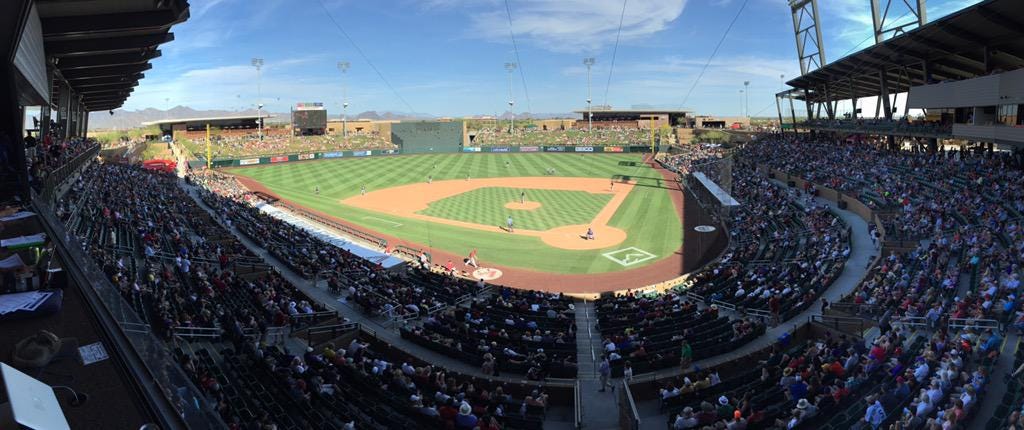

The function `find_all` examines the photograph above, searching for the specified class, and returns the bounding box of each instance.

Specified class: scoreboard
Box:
[292,102,327,135]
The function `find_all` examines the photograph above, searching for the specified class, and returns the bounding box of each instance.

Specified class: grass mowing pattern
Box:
[417,187,611,231]
[227,153,681,274]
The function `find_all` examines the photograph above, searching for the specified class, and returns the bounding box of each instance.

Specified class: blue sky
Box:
[123,0,980,117]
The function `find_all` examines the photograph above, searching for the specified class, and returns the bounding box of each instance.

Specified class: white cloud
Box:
[454,0,687,53]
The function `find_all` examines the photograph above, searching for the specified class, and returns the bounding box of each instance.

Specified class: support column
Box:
[775,95,786,137]
[879,70,893,120]
[0,0,33,200]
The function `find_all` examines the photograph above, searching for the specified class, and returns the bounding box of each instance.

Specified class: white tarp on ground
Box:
[255,203,405,269]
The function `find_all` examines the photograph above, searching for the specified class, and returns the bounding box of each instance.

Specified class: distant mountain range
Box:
[87,106,578,130]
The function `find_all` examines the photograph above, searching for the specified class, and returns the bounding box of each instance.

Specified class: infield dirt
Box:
[340,177,633,250]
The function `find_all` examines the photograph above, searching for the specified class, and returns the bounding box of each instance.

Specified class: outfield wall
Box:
[392,121,466,154]
[205,145,655,168]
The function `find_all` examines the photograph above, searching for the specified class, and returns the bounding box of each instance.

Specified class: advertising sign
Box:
[239,158,260,166]
[323,151,344,158]
[574,146,595,152]
[491,147,510,152]
[604,146,624,153]
[353,150,371,157]
[462,147,482,152]
[270,156,289,163]
[297,153,315,160]
[545,146,564,152]
[520,146,540,152]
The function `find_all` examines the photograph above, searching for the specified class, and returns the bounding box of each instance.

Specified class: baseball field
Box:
[226,153,682,277]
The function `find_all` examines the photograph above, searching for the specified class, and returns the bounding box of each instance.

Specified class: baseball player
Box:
[586,227,595,240]
[466,249,479,268]
[520,191,526,204]
[361,185,366,195]
[315,185,320,195]
[506,215,514,233]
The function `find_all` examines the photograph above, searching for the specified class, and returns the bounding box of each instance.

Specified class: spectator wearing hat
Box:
[716,396,735,420]
[795,398,818,420]
[454,402,478,429]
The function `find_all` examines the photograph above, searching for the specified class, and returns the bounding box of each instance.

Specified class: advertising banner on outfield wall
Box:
[383,149,397,155]
[520,146,539,152]
[323,151,344,158]
[490,147,510,152]
[270,156,289,163]
[239,158,260,166]
[297,153,315,160]
[604,146,624,153]
[545,146,564,152]
[353,150,371,157]
[462,147,481,152]
[574,146,595,152]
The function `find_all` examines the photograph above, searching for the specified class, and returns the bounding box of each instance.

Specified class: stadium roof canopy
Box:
[786,0,1024,103]
[38,0,189,112]
[571,108,693,114]
[141,114,273,127]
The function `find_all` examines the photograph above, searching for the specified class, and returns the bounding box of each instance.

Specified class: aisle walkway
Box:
[573,300,620,428]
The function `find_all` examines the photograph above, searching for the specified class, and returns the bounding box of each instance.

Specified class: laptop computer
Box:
[0,362,71,430]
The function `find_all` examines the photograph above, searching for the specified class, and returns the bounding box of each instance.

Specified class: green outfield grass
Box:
[418,187,611,231]
[227,153,681,274]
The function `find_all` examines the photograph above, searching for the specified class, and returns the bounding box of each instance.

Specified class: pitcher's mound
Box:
[505,201,541,210]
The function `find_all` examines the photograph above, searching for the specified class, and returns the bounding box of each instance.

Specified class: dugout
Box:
[391,120,467,154]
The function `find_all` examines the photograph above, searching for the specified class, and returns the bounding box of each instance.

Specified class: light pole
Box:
[504,62,516,134]
[739,89,744,118]
[583,57,595,132]
[337,61,350,139]
[743,81,750,118]
[251,58,264,141]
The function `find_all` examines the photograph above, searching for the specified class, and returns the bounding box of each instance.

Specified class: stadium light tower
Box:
[583,57,596,132]
[739,89,744,117]
[504,62,517,134]
[338,61,350,139]
[743,81,750,118]
[251,58,264,141]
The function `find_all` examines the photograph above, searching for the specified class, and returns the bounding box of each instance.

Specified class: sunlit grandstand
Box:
[3,0,1024,429]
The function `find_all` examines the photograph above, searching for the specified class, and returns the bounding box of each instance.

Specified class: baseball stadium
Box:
[4,1,1024,430]
[217,119,707,293]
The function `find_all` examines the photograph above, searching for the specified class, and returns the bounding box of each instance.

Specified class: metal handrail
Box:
[172,326,223,339]
[948,318,1000,331]
[622,379,641,429]
[810,314,871,335]
[573,380,583,429]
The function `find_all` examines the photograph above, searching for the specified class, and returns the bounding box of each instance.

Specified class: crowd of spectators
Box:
[743,135,1023,331]
[180,331,555,430]
[404,287,578,379]
[472,127,648,147]
[179,131,394,159]
[803,118,953,135]
[663,318,996,430]
[26,132,98,189]
[57,163,327,341]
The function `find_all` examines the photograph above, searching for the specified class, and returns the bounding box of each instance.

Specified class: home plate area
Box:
[472,267,503,281]
[602,247,657,266]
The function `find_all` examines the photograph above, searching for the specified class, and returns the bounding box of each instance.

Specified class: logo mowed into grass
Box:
[602,247,657,266]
